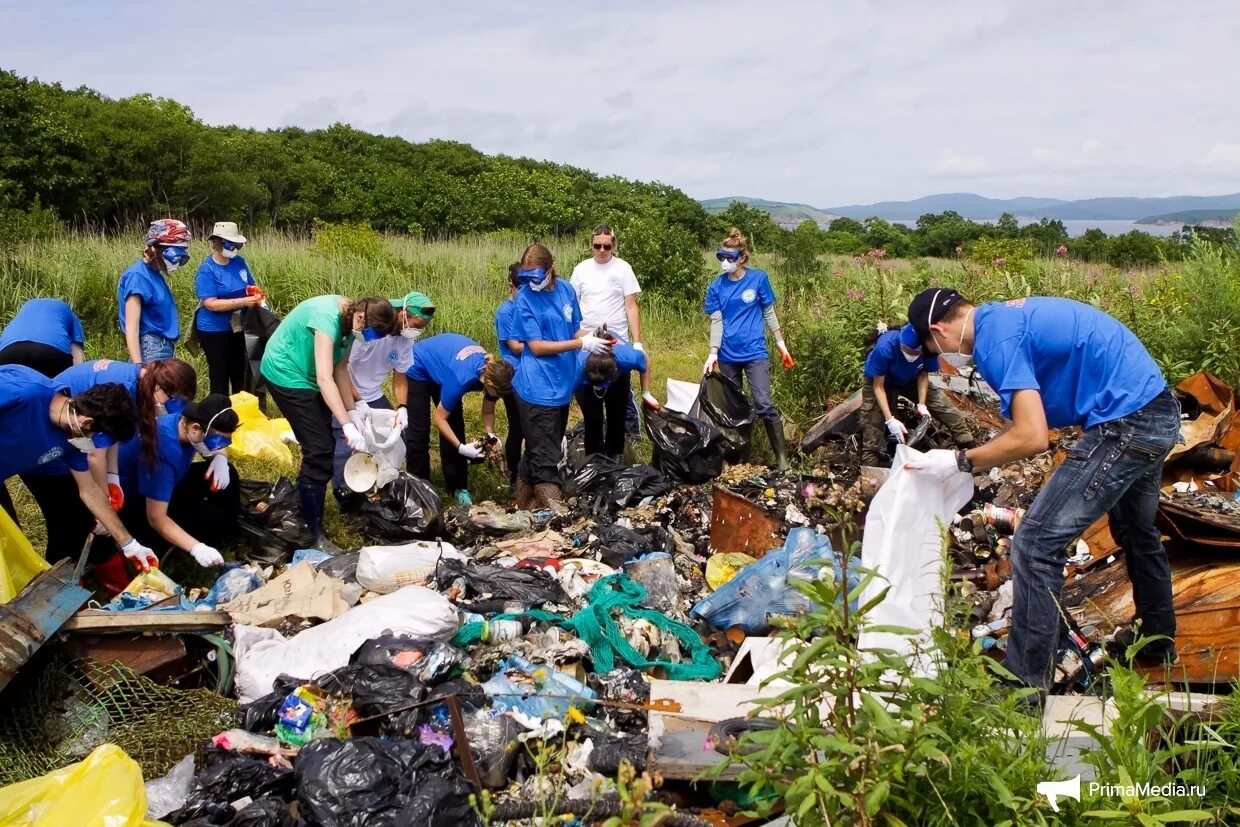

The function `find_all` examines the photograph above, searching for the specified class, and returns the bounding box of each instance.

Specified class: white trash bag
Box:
[856,444,974,673]
[356,540,467,594]
[344,408,407,493]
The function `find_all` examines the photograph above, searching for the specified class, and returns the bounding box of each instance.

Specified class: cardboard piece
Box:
[220,562,347,627]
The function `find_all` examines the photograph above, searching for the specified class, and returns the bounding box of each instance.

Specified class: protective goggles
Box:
[221,239,244,252]
[715,249,743,263]
[161,247,191,267]
[163,396,188,416]
[87,432,117,450]
[202,409,234,452]
[516,267,548,285]
[359,326,384,342]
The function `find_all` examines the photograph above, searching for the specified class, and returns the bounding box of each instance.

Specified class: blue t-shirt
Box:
[972,297,1166,429]
[0,365,89,480]
[513,280,584,407]
[30,359,144,478]
[117,260,181,341]
[575,341,647,391]
[194,256,257,333]
[863,330,941,386]
[117,413,194,503]
[0,299,85,356]
[495,299,521,366]
[407,333,488,412]
[704,268,776,364]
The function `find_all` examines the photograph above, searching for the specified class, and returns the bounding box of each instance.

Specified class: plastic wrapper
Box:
[433,558,567,606]
[482,654,597,722]
[347,473,442,542]
[463,711,522,789]
[237,478,317,567]
[202,565,264,608]
[622,553,679,612]
[0,504,48,603]
[0,744,160,827]
[705,553,758,590]
[644,407,727,484]
[295,738,477,827]
[352,636,468,685]
[586,733,647,775]
[167,756,293,824]
[230,391,295,465]
[356,541,466,594]
[237,674,304,732]
[696,372,755,463]
[144,753,194,820]
[211,729,290,758]
[312,664,427,738]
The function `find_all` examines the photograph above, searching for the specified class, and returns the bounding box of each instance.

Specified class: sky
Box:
[5,0,1239,206]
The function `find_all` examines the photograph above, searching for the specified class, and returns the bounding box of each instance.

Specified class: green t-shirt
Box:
[260,295,351,391]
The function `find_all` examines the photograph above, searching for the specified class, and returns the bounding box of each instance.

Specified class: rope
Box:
[453,573,722,681]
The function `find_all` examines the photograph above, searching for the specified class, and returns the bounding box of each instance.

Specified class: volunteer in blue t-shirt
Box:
[89,395,239,587]
[120,219,191,363]
[511,243,612,512]
[574,337,659,461]
[860,323,975,467]
[194,221,265,396]
[495,267,525,487]
[0,298,87,377]
[0,365,157,580]
[703,228,795,470]
[404,333,514,506]
[906,289,1180,698]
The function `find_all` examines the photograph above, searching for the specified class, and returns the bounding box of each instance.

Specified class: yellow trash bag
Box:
[705,553,757,591]
[0,743,170,827]
[0,501,49,603]
[229,391,295,465]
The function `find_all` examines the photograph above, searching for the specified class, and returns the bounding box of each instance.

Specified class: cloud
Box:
[1202,143,1240,172]
[933,153,992,176]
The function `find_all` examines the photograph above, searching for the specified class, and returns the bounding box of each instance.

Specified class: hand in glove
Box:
[641,391,661,410]
[885,417,908,443]
[703,352,719,375]
[776,339,796,369]
[204,453,230,492]
[579,334,612,355]
[106,472,124,511]
[347,407,369,433]
[189,542,224,567]
[121,537,158,571]
[916,403,930,419]
[458,442,485,461]
[395,405,409,432]
[342,422,368,452]
[902,448,963,481]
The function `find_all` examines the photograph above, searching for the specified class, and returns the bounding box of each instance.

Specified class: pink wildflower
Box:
[1055,244,1068,256]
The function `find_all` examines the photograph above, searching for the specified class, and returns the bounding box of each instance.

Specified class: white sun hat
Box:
[208,221,247,244]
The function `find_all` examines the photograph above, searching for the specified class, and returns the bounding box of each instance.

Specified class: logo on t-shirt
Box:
[386,349,399,366]
[1006,298,1026,308]
[562,305,573,322]
[240,270,249,280]
[37,447,65,465]
[741,289,757,304]
[608,276,622,290]
[92,360,112,372]
[455,345,486,361]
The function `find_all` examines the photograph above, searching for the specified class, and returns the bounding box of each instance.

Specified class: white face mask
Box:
[69,437,98,454]
[930,307,975,369]
[164,260,182,273]
[902,348,921,363]
[529,277,551,292]
[193,441,224,458]
[721,260,740,275]
[221,248,239,259]
[400,326,422,341]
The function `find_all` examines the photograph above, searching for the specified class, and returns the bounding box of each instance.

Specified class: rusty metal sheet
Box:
[799,388,862,453]
[1157,499,1240,550]
[709,486,781,557]
[1177,372,1234,416]
[1168,372,1236,462]
[0,560,91,692]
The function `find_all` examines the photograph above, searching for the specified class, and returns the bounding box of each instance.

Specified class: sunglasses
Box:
[715,249,743,263]
[222,240,244,252]
[593,243,613,251]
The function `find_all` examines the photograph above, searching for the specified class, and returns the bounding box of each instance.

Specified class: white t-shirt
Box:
[346,336,415,403]
[569,255,641,340]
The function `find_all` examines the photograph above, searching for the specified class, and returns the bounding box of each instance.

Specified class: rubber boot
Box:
[297,481,326,544]
[534,482,568,516]
[454,489,473,506]
[765,420,790,472]
[92,550,132,600]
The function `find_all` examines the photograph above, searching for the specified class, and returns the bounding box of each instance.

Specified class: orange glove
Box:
[776,339,796,369]
[106,473,124,511]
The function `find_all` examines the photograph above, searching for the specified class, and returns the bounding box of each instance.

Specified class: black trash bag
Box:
[167,757,293,824]
[564,422,587,468]
[644,407,727,484]
[227,798,293,827]
[296,738,479,827]
[427,677,489,710]
[563,454,624,499]
[352,636,468,686]
[587,733,648,775]
[611,464,670,509]
[593,521,672,567]
[236,674,305,732]
[315,551,359,582]
[312,664,426,738]
[434,558,567,606]
[696,372,755,462]
[347,473,442,542]
[236,478,316,567]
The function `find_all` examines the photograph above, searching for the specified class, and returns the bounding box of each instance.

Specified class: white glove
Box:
[703,352,719,374]
[458,442,484,460]
[579,334,612,355]
[204,453,230,492]
[354,399,372,414]
[121,537,158,570]
[885,418,908,443]
[395,406,409,432]
[342,422,368,452]
[641,391,661,410]
[189,542,224,567]
[632,342,645,353]
[903,448,962,481]
[347,408,369,432]
[916,404,930,419]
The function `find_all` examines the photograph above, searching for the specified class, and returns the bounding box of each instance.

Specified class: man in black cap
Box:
[904,287,1181,699]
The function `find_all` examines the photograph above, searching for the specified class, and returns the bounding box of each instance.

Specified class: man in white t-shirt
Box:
[570,225,644,438]
[331,291,436,498]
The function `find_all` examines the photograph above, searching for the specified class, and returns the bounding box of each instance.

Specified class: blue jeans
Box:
[140,333,175,363]
[1007,389,1180,690]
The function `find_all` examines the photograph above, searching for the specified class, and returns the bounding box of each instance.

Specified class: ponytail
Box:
[137,359,197,468]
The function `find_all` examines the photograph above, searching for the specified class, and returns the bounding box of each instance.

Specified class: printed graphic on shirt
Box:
[742,289,757,304]
[92,360,112,372]
[455,345,487,361]
[37,447,65,465]
[563,304,574,321]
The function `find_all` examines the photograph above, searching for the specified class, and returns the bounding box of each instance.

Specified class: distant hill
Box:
[820,192,1240,221]
[700,196,840,228]
[1135,208,1240,225]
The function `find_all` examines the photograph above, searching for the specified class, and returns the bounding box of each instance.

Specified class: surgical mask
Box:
[721,260,739,275]
[516,267,551,291]
[930,307,975,369]
[400,326,422,341]
[902,348,921,363]
[67,407,115,454]
[221,248,239,259]
[354,326,383,343]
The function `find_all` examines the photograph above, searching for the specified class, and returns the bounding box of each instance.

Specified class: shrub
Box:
[312,219,384,260]
[620,214,709,305]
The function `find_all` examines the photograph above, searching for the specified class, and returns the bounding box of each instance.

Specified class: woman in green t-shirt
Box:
[260,295,397,543]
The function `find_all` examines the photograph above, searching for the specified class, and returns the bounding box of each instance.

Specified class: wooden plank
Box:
[0,560,91,691]
[61,609,232,634]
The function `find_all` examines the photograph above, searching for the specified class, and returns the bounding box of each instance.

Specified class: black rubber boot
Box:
[297,481,326,542]
[765,420,790,471]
